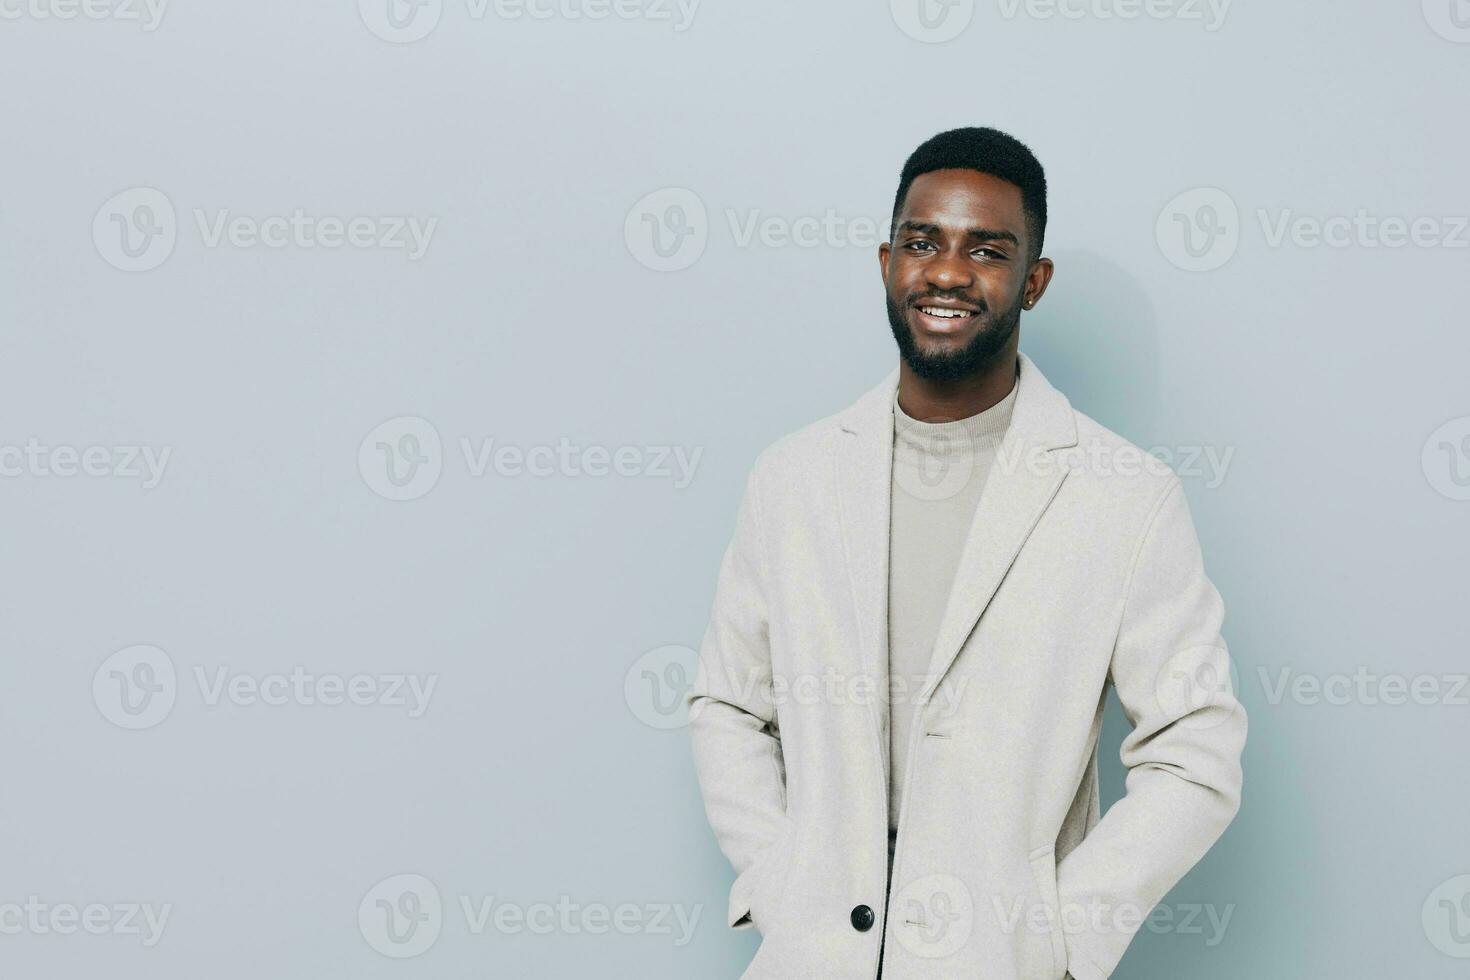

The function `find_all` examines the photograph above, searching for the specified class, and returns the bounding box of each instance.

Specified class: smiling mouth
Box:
[913,304,978,330]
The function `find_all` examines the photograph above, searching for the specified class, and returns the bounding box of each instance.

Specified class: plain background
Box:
[2,1,1468,976]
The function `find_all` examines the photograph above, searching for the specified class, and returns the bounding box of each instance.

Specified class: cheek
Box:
[887,261,921,295]
[979,271,1024,305]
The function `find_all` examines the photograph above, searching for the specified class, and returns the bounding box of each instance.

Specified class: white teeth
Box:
[920,306,969,318]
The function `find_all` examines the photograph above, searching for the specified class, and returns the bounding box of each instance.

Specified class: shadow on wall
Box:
[1026,248,1308,977]
[1020,247,1163,449]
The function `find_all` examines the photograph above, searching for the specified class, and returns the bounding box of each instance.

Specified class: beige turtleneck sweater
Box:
[886,371,1018,861]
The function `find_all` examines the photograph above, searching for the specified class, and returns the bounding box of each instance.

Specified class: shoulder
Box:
[1060,406,1186,522]
[745,371,893,492]
[756,410,844,471]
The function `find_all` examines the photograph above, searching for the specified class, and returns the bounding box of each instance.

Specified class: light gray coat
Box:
[687,352,1246,979]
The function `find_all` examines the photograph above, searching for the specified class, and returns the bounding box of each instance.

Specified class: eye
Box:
[905,240,935,253]
[972,247,1007,260]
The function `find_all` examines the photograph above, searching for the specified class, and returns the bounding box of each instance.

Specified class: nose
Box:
[924,248,974,293]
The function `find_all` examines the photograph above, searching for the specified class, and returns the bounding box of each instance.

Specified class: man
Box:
[686,127,1246,980]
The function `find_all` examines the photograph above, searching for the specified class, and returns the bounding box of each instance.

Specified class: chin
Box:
[910,318,981,347]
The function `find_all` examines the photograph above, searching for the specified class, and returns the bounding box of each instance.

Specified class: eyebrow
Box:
[897,220,1020,246]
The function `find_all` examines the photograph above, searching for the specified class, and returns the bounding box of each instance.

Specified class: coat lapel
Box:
[920,351,1079,700]
[834,367,901,777]
[832,352,1081,770]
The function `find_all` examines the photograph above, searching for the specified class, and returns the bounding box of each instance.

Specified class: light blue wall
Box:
[2,1,1467,977]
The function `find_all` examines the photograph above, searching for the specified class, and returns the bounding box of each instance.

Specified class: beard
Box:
[886,287,1023,383]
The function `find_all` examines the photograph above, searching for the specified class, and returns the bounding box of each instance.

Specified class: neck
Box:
[895,343,1019,422]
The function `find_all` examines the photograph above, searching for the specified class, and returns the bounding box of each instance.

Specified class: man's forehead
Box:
[900,169,1024,228]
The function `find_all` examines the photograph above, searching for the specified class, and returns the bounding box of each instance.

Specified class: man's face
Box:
[880,169,1034,382]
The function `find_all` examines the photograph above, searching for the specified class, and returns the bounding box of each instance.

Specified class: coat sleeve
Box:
[685,468,792,930]
[1055,477,1247,979]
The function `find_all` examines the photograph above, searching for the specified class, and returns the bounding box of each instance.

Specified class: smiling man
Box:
[687,127,1246,979]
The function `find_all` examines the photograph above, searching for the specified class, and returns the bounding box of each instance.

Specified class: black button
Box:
[850,904,875,931]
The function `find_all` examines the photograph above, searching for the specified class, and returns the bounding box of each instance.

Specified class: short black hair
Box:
[891,127,1048,264]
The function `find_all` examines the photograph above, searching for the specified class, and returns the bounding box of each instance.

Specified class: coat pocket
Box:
[1027,843,1068,979]
[747,825,796,935]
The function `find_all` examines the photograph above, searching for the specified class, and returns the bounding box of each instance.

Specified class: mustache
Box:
[909,291,985,311]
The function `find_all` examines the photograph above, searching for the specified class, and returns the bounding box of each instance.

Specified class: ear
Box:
[879,241,892,287]
[1022,256,1055,309]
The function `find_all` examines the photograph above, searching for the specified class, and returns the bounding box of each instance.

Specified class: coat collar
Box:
[837,350,1077,450]
[832,351,1079,785]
